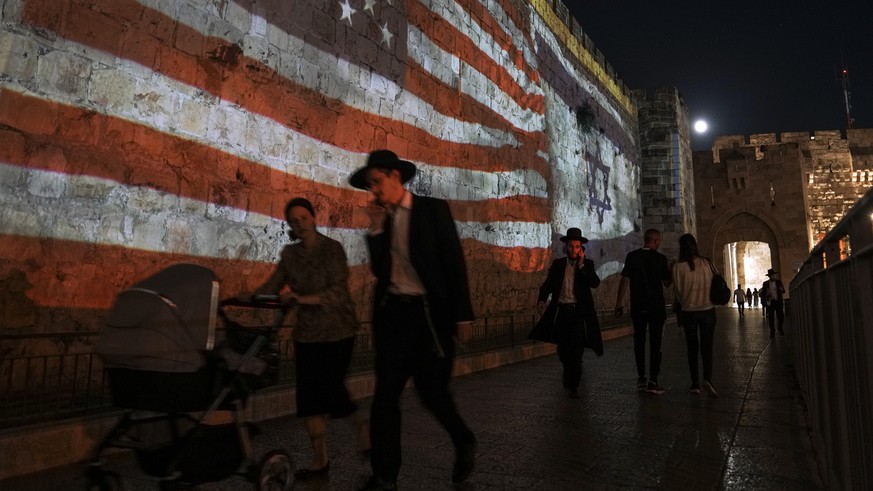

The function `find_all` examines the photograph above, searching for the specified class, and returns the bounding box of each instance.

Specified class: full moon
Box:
[694,120,708,133]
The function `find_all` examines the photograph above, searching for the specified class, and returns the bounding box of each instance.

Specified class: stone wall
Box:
[0,0,642,348]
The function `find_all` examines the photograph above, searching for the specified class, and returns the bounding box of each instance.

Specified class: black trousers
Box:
[679,309,717,386]
[632,311,665,381]
[768,299,785,333]
[554,304,585,390]
[369,295,475,482]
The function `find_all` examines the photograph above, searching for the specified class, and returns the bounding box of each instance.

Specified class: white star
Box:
[364,0,376,15]
[339,0,356,26]
[380,21,394,47]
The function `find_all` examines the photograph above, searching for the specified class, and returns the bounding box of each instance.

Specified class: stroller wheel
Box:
[257,450,293,491]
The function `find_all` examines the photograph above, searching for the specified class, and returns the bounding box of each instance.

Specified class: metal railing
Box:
[789,186,873,491]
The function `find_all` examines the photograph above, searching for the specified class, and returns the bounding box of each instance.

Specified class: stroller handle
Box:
[220,297,293,310]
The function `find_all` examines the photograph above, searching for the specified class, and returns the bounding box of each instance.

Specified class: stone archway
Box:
[711,212,781,293]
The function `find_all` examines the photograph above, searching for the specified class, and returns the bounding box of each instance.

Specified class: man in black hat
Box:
[528,228,602,397]
[761,268,785,337]
[349,150,476,490]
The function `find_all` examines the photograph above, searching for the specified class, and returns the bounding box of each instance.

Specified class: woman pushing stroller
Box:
[247,197,370,480]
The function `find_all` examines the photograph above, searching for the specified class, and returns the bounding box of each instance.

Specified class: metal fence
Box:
[1,309,629,429]
[789,186,873,491]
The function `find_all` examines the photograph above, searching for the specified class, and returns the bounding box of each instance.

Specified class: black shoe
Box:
[358,476,397,491]
[294,462,329,480]
[565,387,580,398]
[645,381,666,395]
[636,376,648,391]
[452,440,476,483]
[702,380,719,398]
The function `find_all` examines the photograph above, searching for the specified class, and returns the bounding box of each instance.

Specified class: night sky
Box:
[563,1,873,150]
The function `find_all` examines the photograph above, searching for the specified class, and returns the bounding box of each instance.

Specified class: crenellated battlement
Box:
[714,128,873,148]
[531,0,636,115]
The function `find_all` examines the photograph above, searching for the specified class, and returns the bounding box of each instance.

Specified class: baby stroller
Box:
[88,263,293,490]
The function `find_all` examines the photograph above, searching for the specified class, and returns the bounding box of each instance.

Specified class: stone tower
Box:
[634,87,696,261]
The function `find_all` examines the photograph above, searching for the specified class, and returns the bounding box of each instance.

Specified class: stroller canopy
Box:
[97,264,219,373]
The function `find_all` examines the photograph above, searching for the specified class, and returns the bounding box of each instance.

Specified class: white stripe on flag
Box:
[0,163,549,264]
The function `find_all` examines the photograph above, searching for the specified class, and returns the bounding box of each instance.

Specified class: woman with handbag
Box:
[671,233,719,397]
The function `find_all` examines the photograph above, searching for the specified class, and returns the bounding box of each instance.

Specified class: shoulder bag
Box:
[706,259,731,306]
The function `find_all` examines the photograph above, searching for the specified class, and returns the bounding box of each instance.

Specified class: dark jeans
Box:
[737,301,745,316]
[768,299,785,334]
[554,304,585,390]
[679,309,717,386]
[369,295,475,482]
[632,311,665,381]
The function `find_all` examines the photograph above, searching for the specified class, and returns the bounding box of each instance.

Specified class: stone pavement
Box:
[3,307,825,490]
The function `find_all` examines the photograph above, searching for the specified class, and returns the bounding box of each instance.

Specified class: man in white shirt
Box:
[528,228,602,397]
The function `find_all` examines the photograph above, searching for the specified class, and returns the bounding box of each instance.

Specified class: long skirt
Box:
[294,337,356,418]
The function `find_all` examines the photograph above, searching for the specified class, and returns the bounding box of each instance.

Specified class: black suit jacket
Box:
[529,257,603,355]
[366,194,474,334]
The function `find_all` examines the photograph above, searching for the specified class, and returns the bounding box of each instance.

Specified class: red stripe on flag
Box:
[21,0,546,179]
[0,234,547,310]
[0,89,549,225]
[406,0,543,114]
[404,60,547,158]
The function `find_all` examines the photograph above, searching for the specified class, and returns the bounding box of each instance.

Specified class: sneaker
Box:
[637,376,648,391]
[646,381,666,395]
[703,380,718,398]
[689,385,701,395]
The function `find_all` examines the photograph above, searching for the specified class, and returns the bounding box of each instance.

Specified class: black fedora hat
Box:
[348,150,417,189]
[766,268,778,276]
[560,227,589,244]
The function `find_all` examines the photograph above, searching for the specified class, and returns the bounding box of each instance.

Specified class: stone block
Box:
[0,32,39,81]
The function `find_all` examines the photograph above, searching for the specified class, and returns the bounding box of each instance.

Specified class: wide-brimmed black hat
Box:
[348,150,417,189]
[560,227,589,244]
[766,268,778,276]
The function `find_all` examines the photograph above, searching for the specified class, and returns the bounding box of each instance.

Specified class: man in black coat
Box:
[761,268,786,337]
[529,228,602,397]
[349,150,476,491]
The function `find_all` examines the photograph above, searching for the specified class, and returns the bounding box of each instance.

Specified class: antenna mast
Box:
[839,62,854,129]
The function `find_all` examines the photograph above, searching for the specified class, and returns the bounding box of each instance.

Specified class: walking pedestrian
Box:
[671,234,719,398]
[613,229,672,395]
[734,284,746,317]
[528,228,603,398]
[752,288,759,309]
[761,269,786,337]
[251,197,369,480]
[349,150,477,490]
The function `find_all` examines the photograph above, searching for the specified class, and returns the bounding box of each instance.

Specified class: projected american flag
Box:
[0,0,575,318]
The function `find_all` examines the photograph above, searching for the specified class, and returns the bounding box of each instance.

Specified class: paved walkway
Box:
[4,307,825,490]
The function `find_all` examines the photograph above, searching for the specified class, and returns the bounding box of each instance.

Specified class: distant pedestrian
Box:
[734,285,746,317]
[349,150,477,490]
[613,229,672,395]
[529,228,603,398]
[761,288,768,317]
[746,288,752,305]
[752,288,759,309]
[761,269,786,337]
[671,234,719,398]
